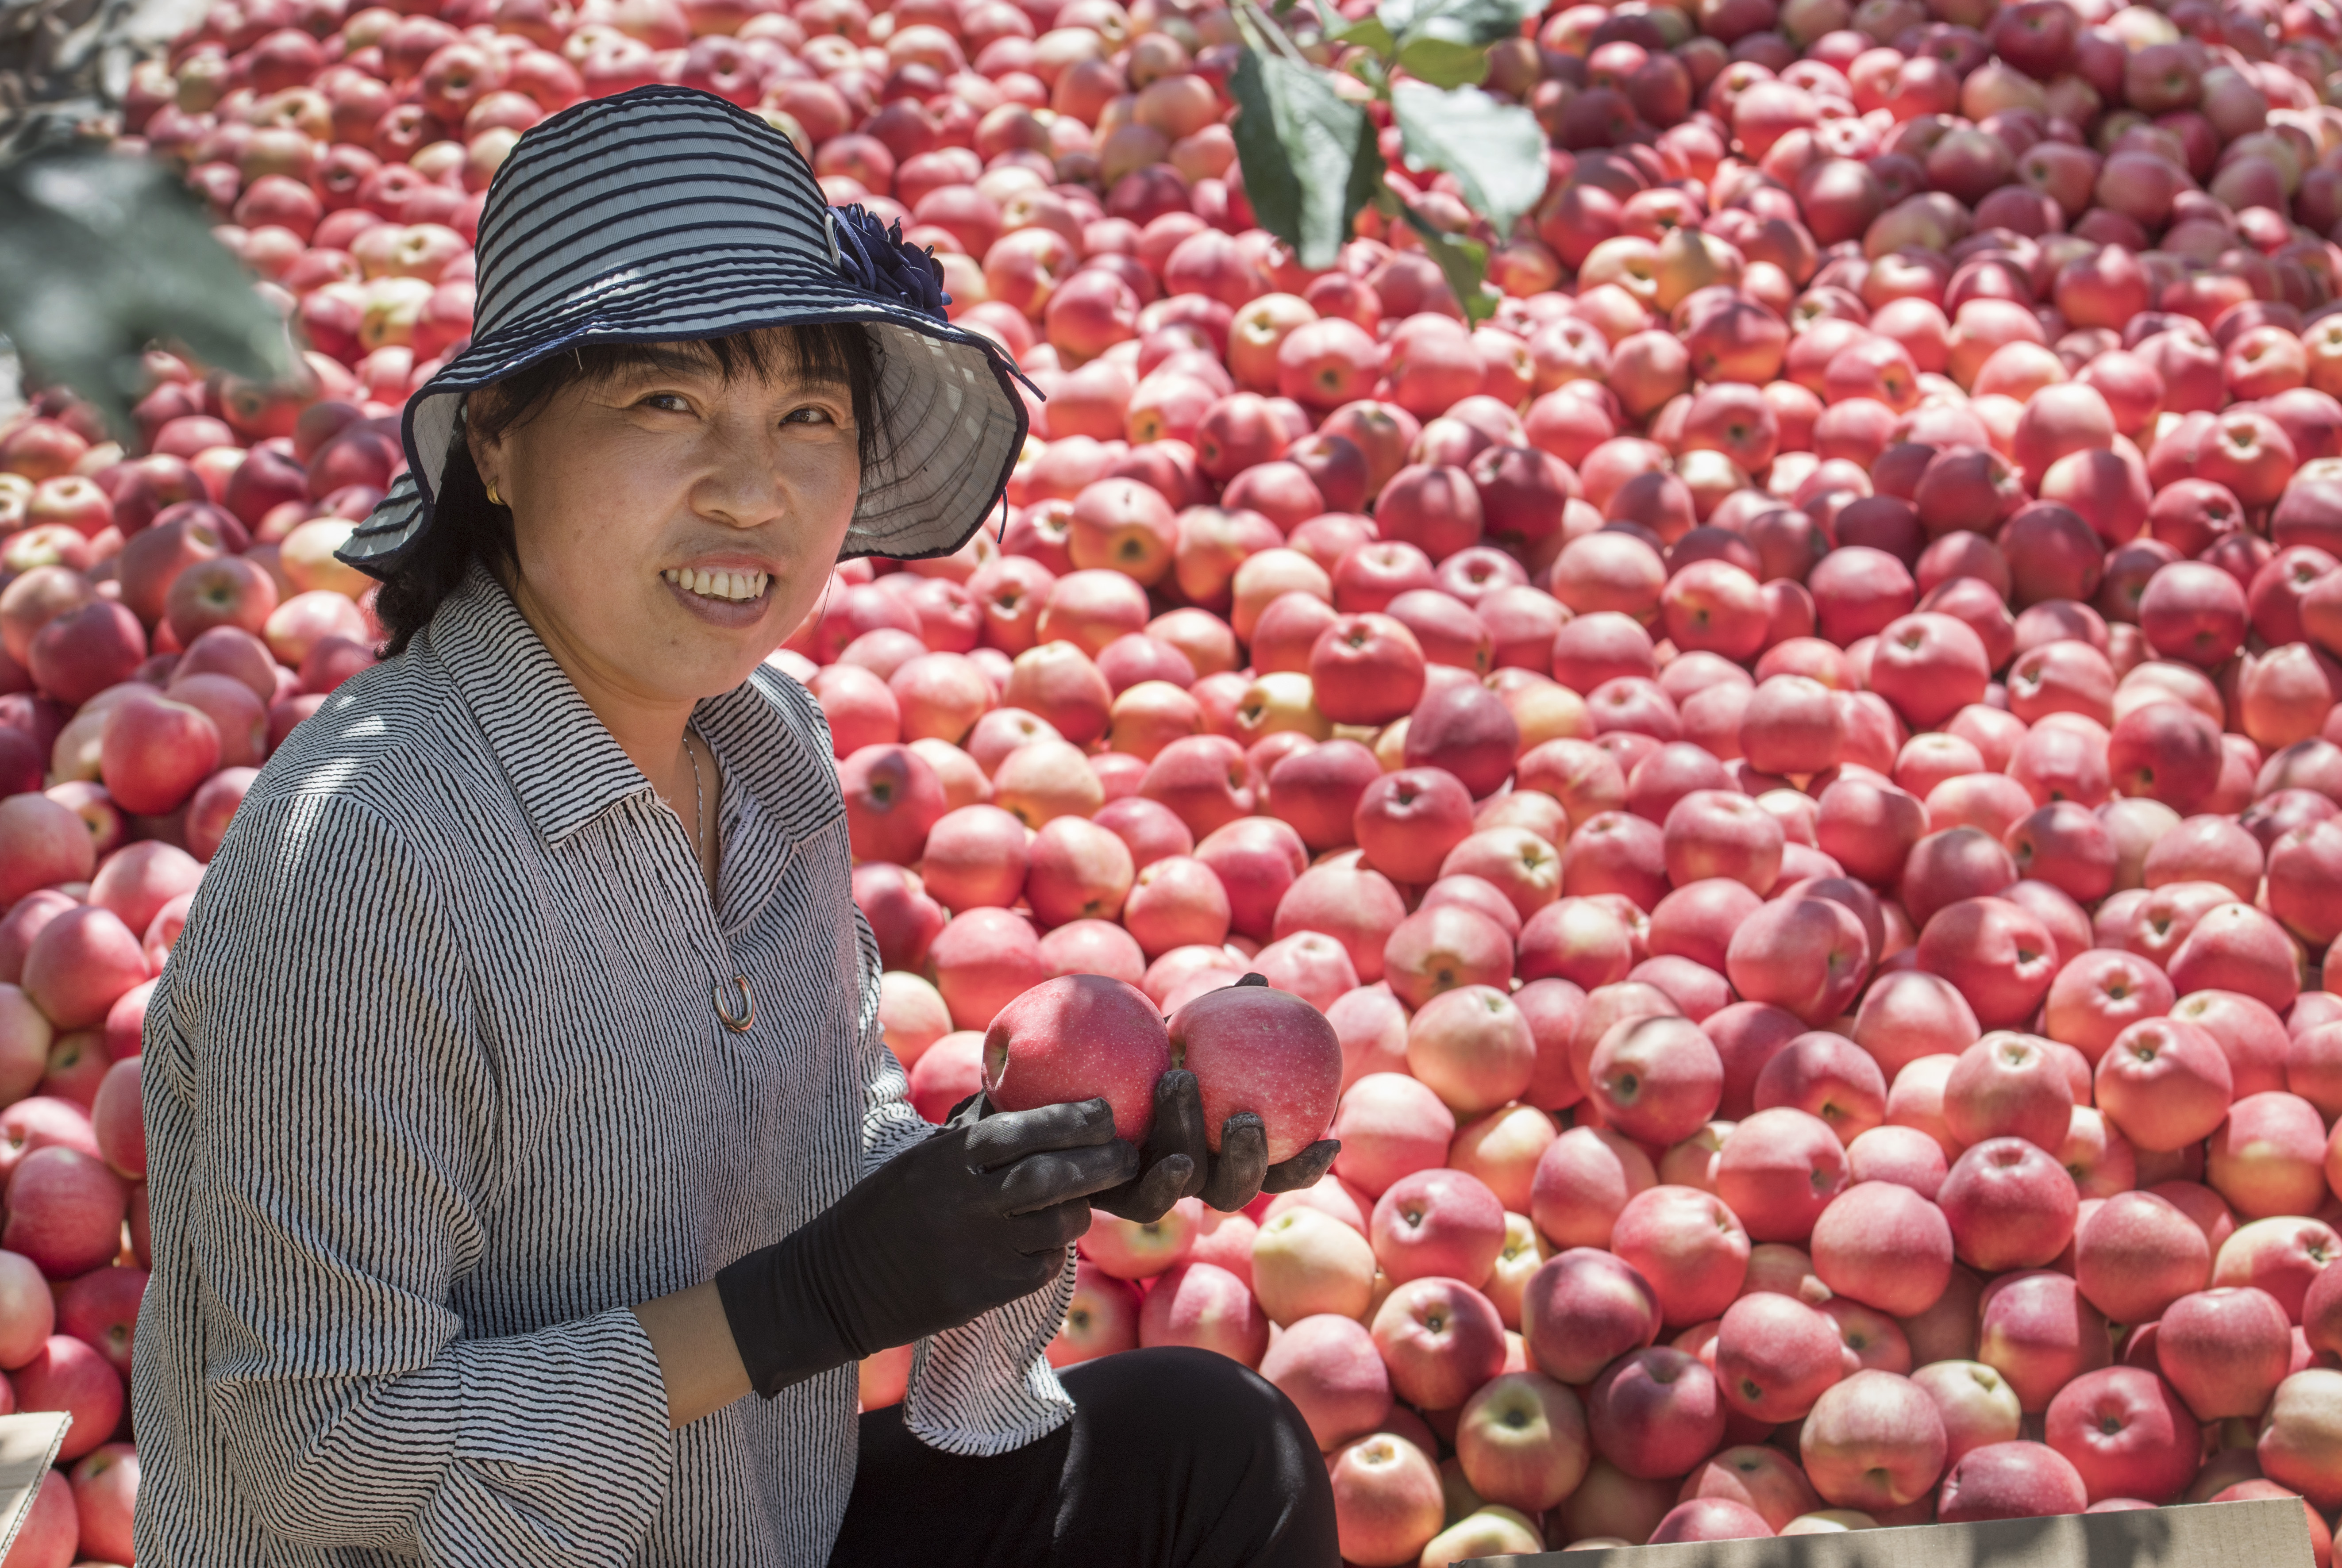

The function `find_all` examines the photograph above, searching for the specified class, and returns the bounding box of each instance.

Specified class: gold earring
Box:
[486,480,503,507]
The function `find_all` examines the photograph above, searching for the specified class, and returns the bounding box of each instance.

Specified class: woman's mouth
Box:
[663,567,770,602]
[661,565,774,629]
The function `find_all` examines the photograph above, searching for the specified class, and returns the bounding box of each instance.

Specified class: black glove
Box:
[1090,976,1342,1222]
[1086,1069,1338,1220]
[715,1099,1137,1397]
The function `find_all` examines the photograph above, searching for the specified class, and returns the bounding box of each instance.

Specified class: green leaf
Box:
[1229,49,1385,271]
[1330,12,1396,53]
[1377,0,1536,50]
[1390,78,1548,239]
[0,150,295,439]
[1394,25,1488,86]
[1312,0,1400,52]
[1398,207,1498,323]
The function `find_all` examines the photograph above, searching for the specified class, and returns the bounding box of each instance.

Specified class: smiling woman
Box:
[130,84,1336,1568]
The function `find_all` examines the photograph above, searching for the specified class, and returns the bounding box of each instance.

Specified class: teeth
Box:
[663,567,769,603]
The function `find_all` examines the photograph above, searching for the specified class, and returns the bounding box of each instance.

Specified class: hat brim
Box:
[339,305,1028,582]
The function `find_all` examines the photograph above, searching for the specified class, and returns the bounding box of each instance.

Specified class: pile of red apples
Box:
[10,0,2342,1556]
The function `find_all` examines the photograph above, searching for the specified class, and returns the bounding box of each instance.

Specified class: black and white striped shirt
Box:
[131,563,1075,1568]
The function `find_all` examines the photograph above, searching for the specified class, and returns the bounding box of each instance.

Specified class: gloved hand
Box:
[1091,977,1341,1222]
[926,978,1345,1226]
[715,1099,1136,1397]
[1088,1068,1341,1221]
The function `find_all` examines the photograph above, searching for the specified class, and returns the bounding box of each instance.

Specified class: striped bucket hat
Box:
[337,84,1029,578]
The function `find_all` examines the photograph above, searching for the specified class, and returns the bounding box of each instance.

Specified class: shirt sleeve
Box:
[851,920,1078,1458]
[160,789,674,1566]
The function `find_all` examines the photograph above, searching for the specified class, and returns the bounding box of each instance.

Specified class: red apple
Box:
[2213,1217,2342,1321]
[1979,1269,2113,1412]
[98,692,220,817]
[1726,896,1871,1026]
[1913,1359,2024,1467]
[19,907,146,1033]
[1714,1288,1845,1422]
[1754,1030,1888,1145]
[1371,1274,1507,1410]
[1,1145,127,1279]
[1609,1182,1750,1328]
[1371,1167,1506,1288]
[1916,897,2060,1030]
[1138,1258,1267,1365]
[981,972,1170,1143]
[927,907,1047,1031]
[54,1264,143,1381]
[1252,1205,1378,1327]
[1080,1196,1199,1280]
[1944,1032,2073,1156]
[1330,1072,1456,1199]
[1799,1369,1949,1512]
[1457,1370,1591,1514]
[1406,984,1536,1117]
[2096,1016,2235,1153]
[1937,1439,2090,1522]
[0,1249,54,1370]
[2044,1365,2201,1504]
[1521,1247,1662,1385]
[1167,979,1341,1164]
[2074,1189,2212,1326]
[89,1057,141,1180]
[1939,1137,2080,1273]
[13,1332,123,1461]
[67,1440,135,1564]
[1717,1107,1850,1244]
[1810,1179,1954,1319]
[1530,1124,1656,1251]
[1327,1429,1444,1567]
[1589,1015,1725,1146]
[1259,1311,1391,1449]
[1589,1345,1728,1480]
[838,742,947,864]
[2157,1286,2293,1422]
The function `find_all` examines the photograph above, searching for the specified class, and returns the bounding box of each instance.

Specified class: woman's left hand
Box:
[947,1079,1339,1222]
[1086,1069,1340,1222]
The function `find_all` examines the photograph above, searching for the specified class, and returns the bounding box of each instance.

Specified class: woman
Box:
[132,85,1338,1568]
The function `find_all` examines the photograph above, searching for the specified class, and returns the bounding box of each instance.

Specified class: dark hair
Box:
[373,322,882,656]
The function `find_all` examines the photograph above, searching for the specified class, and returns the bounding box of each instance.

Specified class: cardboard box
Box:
[0,1414,70,1564]
[1458,1495,2319,1568]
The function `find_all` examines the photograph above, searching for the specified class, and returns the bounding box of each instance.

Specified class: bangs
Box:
[470,322,882,471]
[562,324,871,398]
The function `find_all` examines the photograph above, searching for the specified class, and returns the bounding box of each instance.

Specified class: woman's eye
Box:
[782,407,837,426]
[640,392,692,413]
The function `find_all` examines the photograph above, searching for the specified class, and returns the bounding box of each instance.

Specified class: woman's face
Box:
[468,333,860,707]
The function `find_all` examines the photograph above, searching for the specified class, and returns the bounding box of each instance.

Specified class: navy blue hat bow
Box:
[829,204,950,321]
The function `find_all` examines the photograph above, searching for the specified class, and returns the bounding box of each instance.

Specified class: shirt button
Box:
[714,975,755,1034]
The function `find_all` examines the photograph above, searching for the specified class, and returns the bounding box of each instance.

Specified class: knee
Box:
[1065,1347,1319,1480]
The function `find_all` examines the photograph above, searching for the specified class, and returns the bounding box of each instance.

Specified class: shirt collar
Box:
[420,564,836,859]
[422,564,651,845]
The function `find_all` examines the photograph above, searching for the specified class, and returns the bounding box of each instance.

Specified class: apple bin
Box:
[19,0,2342,1556]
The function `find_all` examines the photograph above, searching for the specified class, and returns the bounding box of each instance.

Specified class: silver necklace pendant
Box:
[714,975,755,1034]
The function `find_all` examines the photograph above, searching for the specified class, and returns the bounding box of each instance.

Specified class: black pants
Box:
[828,1347,1340,1568]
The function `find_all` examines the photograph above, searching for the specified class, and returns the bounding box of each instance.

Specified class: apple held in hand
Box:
[1168,979,1344,1163]
[981,973,1172,1143]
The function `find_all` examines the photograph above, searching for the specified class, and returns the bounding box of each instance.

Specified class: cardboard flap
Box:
[0,1413,70,1565]
[1461,1496,2319,1568]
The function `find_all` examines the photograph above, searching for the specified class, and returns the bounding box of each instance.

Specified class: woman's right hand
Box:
[714,1100,1136,1397]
